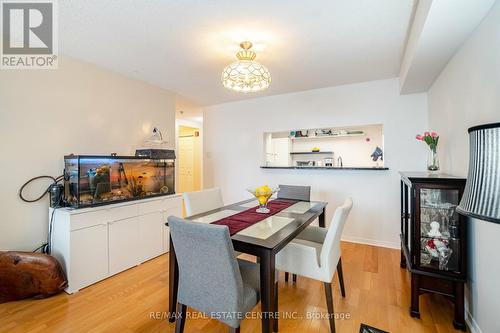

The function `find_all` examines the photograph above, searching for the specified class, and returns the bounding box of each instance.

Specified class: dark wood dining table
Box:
[167,198,327,333]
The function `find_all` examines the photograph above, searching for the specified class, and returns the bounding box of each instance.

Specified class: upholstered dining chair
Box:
[183,187,224,217]
[275,197,353,333]
[277,184,311,202]
[277,184,311,283]
[168,216,261,333]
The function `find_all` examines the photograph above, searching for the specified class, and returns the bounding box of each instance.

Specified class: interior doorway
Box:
[177,125,202,193]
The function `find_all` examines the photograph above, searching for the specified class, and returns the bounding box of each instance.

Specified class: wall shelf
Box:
[290,151,334,155]
[290,133,365,140]
[261,166,388,170]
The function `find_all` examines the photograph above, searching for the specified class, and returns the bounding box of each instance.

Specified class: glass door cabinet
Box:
[400,172,467,331]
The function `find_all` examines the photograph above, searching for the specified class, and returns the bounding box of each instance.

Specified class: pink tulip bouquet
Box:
[416,131,440,171]
[416,131,439,152]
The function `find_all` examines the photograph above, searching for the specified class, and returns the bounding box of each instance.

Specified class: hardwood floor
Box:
[0,242,467,333]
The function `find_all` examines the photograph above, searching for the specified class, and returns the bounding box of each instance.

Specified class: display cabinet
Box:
[399,172,467,331]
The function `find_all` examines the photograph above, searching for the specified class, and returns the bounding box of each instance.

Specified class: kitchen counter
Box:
[260,166,389,170]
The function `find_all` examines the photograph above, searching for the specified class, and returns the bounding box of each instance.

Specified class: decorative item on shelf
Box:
[416,131,440,172]
[427,221,442,237]
[294,130,308,138]
[247,185,280,213]
[315,129,332,137]
[457,122,500,224]
[370,146,383,162]
[331,129,351,136]
[424,238,452,271]
[221,41,271,93]
[324,157,333,167]
[296,160,315,167]
[311,147,320,152]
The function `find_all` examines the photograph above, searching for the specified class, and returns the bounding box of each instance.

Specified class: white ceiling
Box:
[399,0,497,94]
[59,0,415,106]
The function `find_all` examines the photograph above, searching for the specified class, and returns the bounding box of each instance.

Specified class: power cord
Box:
[19,175,64,254]
[19,175,64,203]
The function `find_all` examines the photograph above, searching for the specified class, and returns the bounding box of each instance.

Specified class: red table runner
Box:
[211,199,297,235]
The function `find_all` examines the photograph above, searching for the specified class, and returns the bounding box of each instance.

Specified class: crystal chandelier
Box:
[221,41,271,93]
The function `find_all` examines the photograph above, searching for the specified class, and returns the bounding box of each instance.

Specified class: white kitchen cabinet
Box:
[269,137,291,166]
[109,216,140,275]
[51,194,182,293]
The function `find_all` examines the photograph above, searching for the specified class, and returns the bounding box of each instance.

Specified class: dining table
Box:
[166,197,327,333]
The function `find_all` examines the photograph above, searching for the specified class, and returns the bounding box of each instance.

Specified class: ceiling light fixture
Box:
[221,41,271,93]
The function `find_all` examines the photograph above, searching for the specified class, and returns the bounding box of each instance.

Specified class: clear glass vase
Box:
[427,148,440,172]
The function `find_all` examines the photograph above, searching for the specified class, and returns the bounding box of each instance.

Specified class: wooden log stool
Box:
[0,251,67,303]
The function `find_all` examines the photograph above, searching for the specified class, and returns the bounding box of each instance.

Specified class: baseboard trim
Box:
[341,235,400,249]
[465,308,482,333]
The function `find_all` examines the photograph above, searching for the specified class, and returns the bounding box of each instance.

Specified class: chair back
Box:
[183,187,224,217]
[168,216,244,325]
[277,184,311,201]
[320,198,353,279]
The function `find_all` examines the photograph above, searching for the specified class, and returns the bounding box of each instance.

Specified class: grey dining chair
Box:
[277,184,311,202]
[277,184,311,283]
[168,216,261,333]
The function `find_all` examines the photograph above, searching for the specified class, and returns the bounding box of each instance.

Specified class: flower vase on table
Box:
[247,185,280,213]
[416,131,440,172]
[427,148,440,172]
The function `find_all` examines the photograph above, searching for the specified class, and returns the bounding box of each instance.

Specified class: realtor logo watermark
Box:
[1,0,58,69]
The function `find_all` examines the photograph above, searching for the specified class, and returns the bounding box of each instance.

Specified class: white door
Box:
[178,137,195,193]
[70,224,108,291]
[138,211,164,261]
[108,217,139,275]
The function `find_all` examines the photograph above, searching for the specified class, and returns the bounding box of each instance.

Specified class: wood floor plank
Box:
[0,242,468,332]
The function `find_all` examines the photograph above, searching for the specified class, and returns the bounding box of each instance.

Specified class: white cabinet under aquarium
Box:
[51,194,182,293]
[262,124,386,170]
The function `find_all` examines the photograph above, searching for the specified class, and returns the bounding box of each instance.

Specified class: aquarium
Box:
[64,154,175,208]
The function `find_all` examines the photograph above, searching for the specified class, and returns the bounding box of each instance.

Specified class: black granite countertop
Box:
[261,166,389,170]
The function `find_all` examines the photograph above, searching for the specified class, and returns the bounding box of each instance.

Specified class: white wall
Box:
[428,2,500,332]
[204,78,428,248]
[0,56,176,251]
